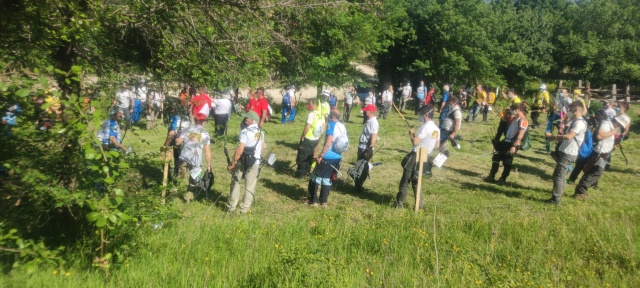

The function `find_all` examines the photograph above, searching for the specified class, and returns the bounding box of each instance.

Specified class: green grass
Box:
[3,101,640,287]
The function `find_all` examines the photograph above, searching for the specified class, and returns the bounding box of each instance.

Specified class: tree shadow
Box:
[275,140,299,150]
[261,178,306,201]
[446,166,484,178]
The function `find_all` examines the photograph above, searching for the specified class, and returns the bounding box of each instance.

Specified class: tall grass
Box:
[2,101,639,287]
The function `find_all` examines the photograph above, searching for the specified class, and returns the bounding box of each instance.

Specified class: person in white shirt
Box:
[146,88,162,130]
[415,80,427,114]
[545,102,587,204]
[364,88,376,106]
[113,83,134,122]
[342,86,357,122]
[175,113,212,202]
[573,115,629,199]
[399,81,412,112]
[354,104,379,192]
[395,105,440,209]
[380,84,393,120]
[212,90,233,136]
[226,111,265,214]
[604,101,617,120]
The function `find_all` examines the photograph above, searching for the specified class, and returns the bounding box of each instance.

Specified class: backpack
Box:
[520,130,531,150]
[282,91,291,107]
[570,119,592,159]
[431,93,440,105]
[332,123,349,153]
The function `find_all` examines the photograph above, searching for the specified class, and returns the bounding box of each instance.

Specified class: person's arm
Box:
[510,129,526,155]
[204,144,212,171]
[110,135,127,151]
[174,136,184,146]
[164,130,176,146]
[300,123,311,142]
[500,89,507,100]
[228,143,246,171]
[597,127,617,140]
[369,133,378,148]
[409,128,421,146]
[129,96,134,113]
[440,101,446,113]
[450,117,461,139]
[259,109,267,127]
[317,135,333,163]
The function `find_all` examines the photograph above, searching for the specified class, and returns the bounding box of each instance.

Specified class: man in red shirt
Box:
[254,87,269,128]
[190,86,212,120]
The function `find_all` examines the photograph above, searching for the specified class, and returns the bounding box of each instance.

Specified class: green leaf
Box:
[118,162,130,169]
[45,65,54,72]
[85,152,95,160]
[102,166,109,173]
[86,212,99,222]
[15,89,30,97]
[104,177,114,184]
[95,217,107,228]
[114,188,124,197]
[114,196,123,205]
[71,65,82,74]
[65,78,71,85]
[108,214,118,224]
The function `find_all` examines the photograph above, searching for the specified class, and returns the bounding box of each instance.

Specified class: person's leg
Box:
[466,103,475,121]
[439,130,450,146]
[240,164,259,212]
[531,111,539,126]
[295,139,312,177]
[227,166,243,210]
[319,183,331,205]
[281,106,288,124]
[494,120,508,141]
[575,164,604,196]
[288,107,296,122]
[472,103,480,122]
[411,176,424,209]
[488,153,501,180]
[568,155,587,183]
[396,159,414,207]
[551,153,576,201]
[499,152,515,181]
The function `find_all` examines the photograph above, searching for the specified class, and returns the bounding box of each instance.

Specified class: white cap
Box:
[321,90,331,97]
[540,84,546,90]
[614,115,630,129]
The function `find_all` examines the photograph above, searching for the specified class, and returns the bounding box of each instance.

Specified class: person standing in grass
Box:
[212,90,233,137]
[573,115,628,199]
[395,105,439,209]
[481,87,496,124]
[307,111,348,207]
[294,100,325,178]
[438,84,450,124]
[531,84,550,128]
[380,84,393,120]
[99,108,128,153]
[439,96,462,146]
[399,81,412,112]
[493,88,522,142]
[544,102,587,205]
[355,104,379,192]
[484,103,528,184]
[342,86,356,122]
[175,109,212,202]
[227,111,265,214]
[415,80,427,115]
[466,84,486,122]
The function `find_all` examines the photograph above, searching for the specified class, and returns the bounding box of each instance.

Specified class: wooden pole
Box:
[415,147,429,213]
[161,146,173,205]
[612,84,617,101]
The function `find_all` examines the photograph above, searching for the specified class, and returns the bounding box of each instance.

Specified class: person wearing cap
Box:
[212,90,233,137]
[415,81,427,114]
[573,115,628,199]
[294,100,325,178]
[174,109,212,201]
[604,101,616,120]
[307,111,348,207]
[485,103,528,184]
[380,84,393,120]
[544,102,587,205]
[319,90,332,120]
[100,108,128,153]
[439,96,462,146]
[617,101,632,138]
[395,105,440,209]
[226,111,265,213]
[466,84,486,122]
[572,89,587,110]
[531,84,550,128]
[355,104,379,192]
[481,87,496,123]
[398,81,412,112]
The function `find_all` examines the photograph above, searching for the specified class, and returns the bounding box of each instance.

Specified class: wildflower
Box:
[52,271,58,275]
[65,272,70,277]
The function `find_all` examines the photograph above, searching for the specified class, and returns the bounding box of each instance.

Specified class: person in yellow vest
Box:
[465,84,486,122]
[294,100,325,178]
[572,89,586,110]
[531,84,550,128]
[482,88,496,123]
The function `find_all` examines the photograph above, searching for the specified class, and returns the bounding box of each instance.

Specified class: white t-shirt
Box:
[239,124,264,165]
[595,120,615,153]
[401,85,412,97]
[441,106,462,131]
[149,91,162,107]
[178,125,211,168]
[212,98,232,115]
[559,118,586,156]
[364,93,375,106]
[413,120,439,153]
[382,90,393,103]
[561,97,573,114]
[605,107,616,120]
[359,116,379,149]
[305,111,325,141]
[344,92,354,105]
[136,86,148,103]
[504,116,528,143]
[116,90,132,108]
[416,85,426,99]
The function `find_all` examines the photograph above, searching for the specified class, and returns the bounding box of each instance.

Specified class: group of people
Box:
[98,80,634,213]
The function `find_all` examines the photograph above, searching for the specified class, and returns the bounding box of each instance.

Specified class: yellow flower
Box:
[65,272,70,277]
[52,271,58,275]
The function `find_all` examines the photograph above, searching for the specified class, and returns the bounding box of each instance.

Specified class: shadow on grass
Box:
[459,179,547,201]
[446,166,484,178]
[262,178,306,201]
[275,140,299,151]
[514,163,554,181]
[332,178,394,206]
[273,159,297,177]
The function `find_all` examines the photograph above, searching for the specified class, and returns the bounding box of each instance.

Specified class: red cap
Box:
[361,104,377,113]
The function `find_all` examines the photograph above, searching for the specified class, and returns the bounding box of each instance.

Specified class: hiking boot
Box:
[545,197,560,205]
[496,178,507,185]
[572,193,588,200]
[239,208,249,214]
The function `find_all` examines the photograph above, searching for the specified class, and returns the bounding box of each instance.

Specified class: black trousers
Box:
[354,147,370,191]
[489,141,515,180]
[295,138,320,177]
[213,113,229,136]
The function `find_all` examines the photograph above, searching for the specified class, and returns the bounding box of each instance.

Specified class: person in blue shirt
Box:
[307,111,348,207]
[439,85,450,125]
[100,108,128,152]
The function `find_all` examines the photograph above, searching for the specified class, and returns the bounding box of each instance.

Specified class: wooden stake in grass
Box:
[161,146,173,205]
[415,146,428,213]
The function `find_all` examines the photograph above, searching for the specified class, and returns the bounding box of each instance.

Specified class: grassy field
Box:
[3,100,640,287]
